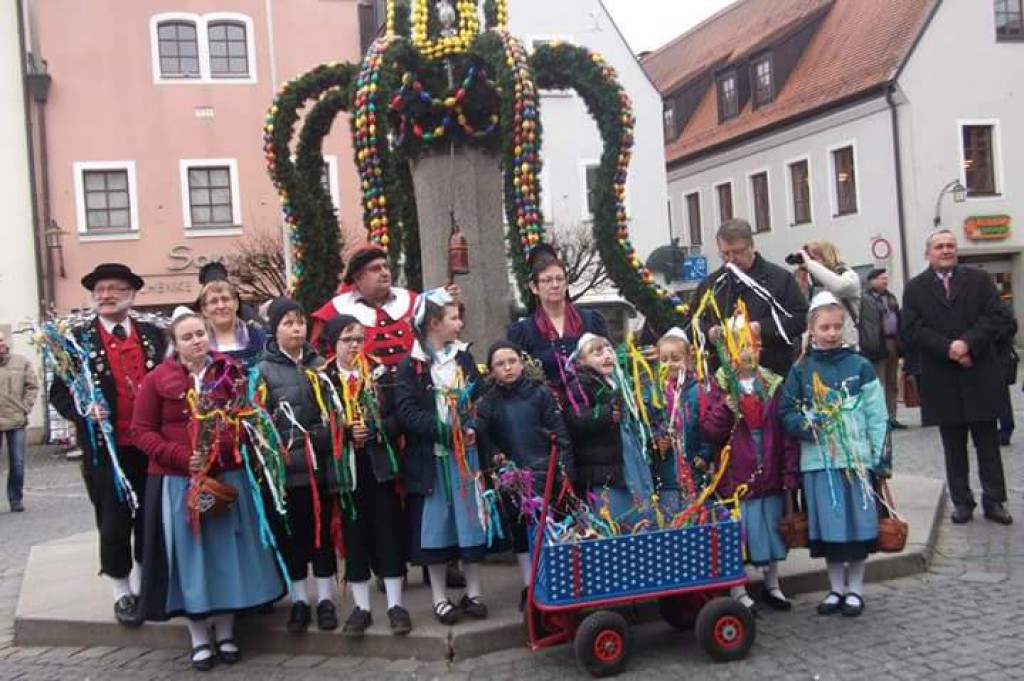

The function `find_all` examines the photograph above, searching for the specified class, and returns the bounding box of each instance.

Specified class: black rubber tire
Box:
[573,610,633,677]
[658,595,700,631]
[695,597,756,662]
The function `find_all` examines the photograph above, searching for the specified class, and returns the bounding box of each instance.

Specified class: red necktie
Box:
[941,273,952,299]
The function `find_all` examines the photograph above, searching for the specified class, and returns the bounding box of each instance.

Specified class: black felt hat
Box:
[81,263,145,291]
[866,267,887,281]
[343,246,389,285]
[198,261,230,285]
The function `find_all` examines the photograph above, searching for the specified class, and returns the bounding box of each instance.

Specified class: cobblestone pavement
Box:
[0,393,1022,680]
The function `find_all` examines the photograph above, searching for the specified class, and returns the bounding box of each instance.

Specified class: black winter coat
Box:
[506,307,610,385]
[321,361,401,485]
[691,253,808,377]
[476,377,574,484]
[49,318,166,471]
[256,341,331,487]
[564,367,624,489]
[901,265,1015,426]
[395,348,484,496]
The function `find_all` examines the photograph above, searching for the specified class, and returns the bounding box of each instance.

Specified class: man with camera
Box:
[692,219,808,377]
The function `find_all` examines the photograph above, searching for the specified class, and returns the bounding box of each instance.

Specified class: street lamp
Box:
[44,220,66,278]
[932,178,967,227]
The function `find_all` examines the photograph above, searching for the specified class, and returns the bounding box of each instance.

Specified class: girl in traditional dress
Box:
[133,307,283,671]
[652,328,712,513]
[396,289,488,625]
[566,333,654,524]
[320,314,411,637]
[779,291,890,617]
[703,318,800,613]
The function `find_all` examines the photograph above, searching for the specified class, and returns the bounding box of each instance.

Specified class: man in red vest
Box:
[50,263,166,626]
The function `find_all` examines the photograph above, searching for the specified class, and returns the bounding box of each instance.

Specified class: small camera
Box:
[785,253,805,266]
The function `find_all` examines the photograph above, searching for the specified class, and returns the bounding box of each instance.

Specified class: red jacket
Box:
[131,352,244,477]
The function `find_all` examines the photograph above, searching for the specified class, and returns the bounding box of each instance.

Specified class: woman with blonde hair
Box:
[198,280,267,368]
[792,240,861,348]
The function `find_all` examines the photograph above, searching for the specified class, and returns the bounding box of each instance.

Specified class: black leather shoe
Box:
[459,594,488,619]
[950,505,974,524]
[890,420,908,430]
[816,592,843,615]
[286,602,311,634]
[190,643,215,671]
[114,594,142,627]
[215,638,240,664]
[760,585,793,611]
[387,605,412,635]
[341,607,372,637]
[983,503,1013,525]
[316,599,338,631]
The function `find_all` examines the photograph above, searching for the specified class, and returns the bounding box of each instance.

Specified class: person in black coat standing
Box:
[691,219,808,377]
[901,229,1015,525]
[49,263,166,627]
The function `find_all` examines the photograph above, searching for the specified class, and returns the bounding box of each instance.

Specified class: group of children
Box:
[254,282,890,643]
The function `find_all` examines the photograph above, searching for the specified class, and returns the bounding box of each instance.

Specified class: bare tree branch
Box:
[550,223,613,302]
[227,229,288,303]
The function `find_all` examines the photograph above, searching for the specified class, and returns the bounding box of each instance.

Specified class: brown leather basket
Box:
[876,479,908,553]
[778,490,808,549]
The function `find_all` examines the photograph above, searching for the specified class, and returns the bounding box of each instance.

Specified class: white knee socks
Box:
[316,577,334,604]
[515,552,532,586]
[427,564,448,606]
[383,577,404,609]
[463,562,482,599]
[210,614,235,648]
[350,581,371,611]
[847,560,866,595]
[111,577,132,601]
[291,579,309,604]
[827,561,846,595]
[186,619,212,659]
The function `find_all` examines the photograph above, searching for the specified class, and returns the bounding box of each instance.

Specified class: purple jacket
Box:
[702,373,800,500]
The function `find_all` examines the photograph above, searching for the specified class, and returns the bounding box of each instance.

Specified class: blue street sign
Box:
[681,256,708,282]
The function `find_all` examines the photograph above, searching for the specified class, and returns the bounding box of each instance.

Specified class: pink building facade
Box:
[28,0,371,312]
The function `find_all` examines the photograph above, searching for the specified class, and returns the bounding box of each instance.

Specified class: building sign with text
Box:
[964,215,1011,241]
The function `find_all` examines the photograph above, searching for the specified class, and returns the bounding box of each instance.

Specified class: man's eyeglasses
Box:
[93,285,133,296]
[537,275,566,286]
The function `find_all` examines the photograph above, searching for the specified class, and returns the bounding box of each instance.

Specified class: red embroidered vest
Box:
[99,324,147,446]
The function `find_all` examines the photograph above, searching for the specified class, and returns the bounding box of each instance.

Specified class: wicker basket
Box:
[777,491,808,549]
[876,479,908,553]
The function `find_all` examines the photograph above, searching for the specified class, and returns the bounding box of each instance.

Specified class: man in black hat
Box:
[865,268,905,429]
[49,263,166,625]
[310,245,460,365]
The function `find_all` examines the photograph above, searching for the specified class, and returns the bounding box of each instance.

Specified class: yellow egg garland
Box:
[264,0,688,329]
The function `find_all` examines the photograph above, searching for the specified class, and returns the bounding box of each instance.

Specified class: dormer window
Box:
[717,70,738,121]
[752,53,774,106]
[663,104,677,140]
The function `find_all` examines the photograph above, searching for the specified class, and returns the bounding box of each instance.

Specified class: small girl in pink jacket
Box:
[703,338,800,614]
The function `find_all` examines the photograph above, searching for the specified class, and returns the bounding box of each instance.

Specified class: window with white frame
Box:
[73,162,138,235]
[995,0,1024,40]
[151,13,256,83]
[685,192,702,246]
[180,160,241,231]
[831,145,858,215]
[156,21,200,78]
[321,155,341,213]
[788,159,812,225]
[960,123,1000,196]
[749,171,771,233]
[716,182,734,223]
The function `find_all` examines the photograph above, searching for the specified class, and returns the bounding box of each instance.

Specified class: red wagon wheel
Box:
[574,610,633,677]
[695,597,756,662]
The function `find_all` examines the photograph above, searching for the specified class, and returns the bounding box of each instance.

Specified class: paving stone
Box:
[280,654,329,669]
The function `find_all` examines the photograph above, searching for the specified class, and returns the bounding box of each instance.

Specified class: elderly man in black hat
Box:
[49,263,166,625]
[865,268,905,429]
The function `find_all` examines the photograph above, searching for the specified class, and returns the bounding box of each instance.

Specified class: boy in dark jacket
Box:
[320,314,410,637]
[476,341,573,594]
[255,298,337,634]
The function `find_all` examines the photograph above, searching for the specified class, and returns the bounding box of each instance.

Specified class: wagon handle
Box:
[526,432,561,647]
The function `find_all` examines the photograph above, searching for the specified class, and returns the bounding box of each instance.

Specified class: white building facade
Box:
[509,0,670,265]
[1,2,44,433]
[654,0,1024,322]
